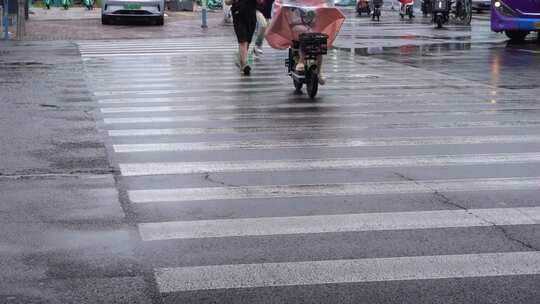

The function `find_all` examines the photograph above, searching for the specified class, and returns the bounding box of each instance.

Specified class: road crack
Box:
[392,171,540,251]
[203,172,241,187]
[0,168,118,180]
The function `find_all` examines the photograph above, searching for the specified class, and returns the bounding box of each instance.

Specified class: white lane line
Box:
[96,92,441,104]
[139,206,540,241]
[81,51,235,57]
[155,251,540,292]
[103,109,539,125]
[106,121,540,137]
[113,135,540,153]
[99,103,529,114]
[94,83,488,96]
[100,102,362,114]
[128,177,540,203]
[119,153,540,176]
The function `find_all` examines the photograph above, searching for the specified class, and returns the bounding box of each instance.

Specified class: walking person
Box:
[253,0,274,58]
[225,0,262,75]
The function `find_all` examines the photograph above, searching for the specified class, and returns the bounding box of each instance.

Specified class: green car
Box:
[334,0,355,6]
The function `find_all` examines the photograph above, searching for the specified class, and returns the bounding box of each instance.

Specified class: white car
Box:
[472,0,490,13]
[101,0,165,25]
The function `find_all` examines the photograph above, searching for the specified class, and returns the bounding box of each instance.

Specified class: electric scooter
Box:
[371,0,383,21]
[399,0,414,20]
[287,32,328,99]
[372,4,381,21]
[432,0,450,28]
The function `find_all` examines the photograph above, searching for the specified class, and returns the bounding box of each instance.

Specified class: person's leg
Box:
[239,42,249,66]
[254,11,267,53]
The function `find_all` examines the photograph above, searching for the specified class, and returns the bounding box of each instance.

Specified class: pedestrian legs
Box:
[254,10,268,53]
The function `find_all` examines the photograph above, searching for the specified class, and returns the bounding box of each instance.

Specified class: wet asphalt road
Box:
[2,15,540,304]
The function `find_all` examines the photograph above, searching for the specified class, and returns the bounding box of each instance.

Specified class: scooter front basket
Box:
[299,32,329,56]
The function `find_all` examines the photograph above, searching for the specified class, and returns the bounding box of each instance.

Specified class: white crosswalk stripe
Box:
[139,206,540,241]
[119,153,540,176]
[113,135,540,153]
[128,177,540,203]
[80,38,540,301]
[155,251,540,293]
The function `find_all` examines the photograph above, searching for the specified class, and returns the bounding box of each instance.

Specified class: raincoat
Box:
[265,0,345,49]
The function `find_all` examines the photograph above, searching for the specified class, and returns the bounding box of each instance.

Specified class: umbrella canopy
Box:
[266,0,345,49]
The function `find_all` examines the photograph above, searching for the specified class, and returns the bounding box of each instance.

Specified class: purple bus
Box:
[491,0,540,42]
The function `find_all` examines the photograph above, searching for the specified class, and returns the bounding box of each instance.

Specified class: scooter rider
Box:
[399,0,414,18]
[370,0,383,20]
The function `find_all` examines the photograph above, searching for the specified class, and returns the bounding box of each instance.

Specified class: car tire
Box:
[155,16,164,26]
[102,15,111,25]
[505,31,529,43]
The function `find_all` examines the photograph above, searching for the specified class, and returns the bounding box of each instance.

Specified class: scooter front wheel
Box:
[436,17,443,28]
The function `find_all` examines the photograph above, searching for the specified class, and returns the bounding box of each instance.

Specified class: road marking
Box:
[107,121,540,137]
[128,177,540,203]
[99,103,534,114]
[119,153,540,176]
[96,91,443,104]
[139,206,540,241]
[154,251,540,292]
[113,135,540,153]
[102,107,540,124]
[94,83,489,96]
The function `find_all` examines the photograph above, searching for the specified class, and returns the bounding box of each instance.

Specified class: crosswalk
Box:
[79,38,540,303]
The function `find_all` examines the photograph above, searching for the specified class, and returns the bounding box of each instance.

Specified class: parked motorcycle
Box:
[432,0,450,28]
[399,0,414,20]
[421,0,432,16]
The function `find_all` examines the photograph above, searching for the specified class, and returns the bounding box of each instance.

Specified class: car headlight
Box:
[493,0,518,17]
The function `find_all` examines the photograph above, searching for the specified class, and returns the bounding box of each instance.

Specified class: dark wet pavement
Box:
[0,42,153,303]
[2,15,540,303]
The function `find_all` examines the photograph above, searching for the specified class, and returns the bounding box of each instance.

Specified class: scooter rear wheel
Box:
[436,18,443,28]
[306,67,319,99]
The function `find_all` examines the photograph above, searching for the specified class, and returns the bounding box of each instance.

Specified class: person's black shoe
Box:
[242,64,251,76]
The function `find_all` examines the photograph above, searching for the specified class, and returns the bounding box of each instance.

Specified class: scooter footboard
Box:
[299,33,329,56]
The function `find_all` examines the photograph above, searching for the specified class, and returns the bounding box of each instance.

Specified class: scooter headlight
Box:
[493,0,518,17]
